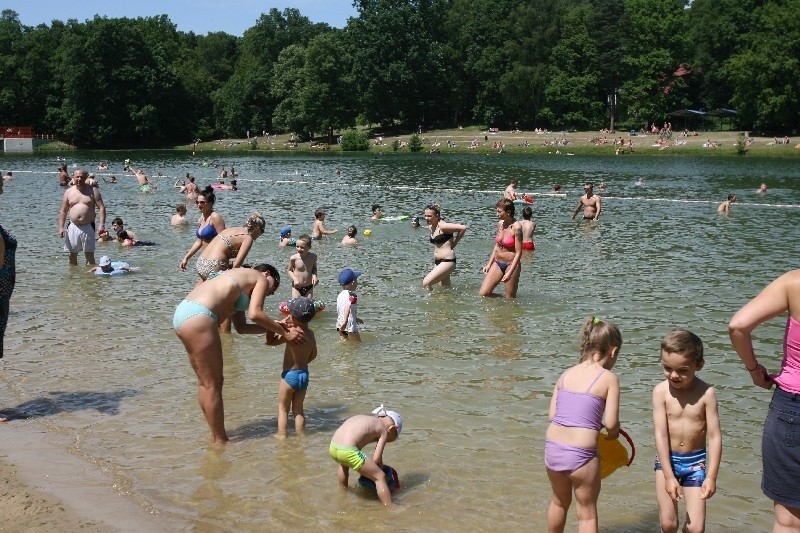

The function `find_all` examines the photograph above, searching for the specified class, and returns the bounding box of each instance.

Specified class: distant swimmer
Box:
[571,182,602,222]
[636,177,645,186]
[718,194,736,214]
[757,183,768,194]
[503,179,520,200]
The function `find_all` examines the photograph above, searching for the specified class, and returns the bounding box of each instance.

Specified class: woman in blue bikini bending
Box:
[479,198,523,298]
[173,264,304,444]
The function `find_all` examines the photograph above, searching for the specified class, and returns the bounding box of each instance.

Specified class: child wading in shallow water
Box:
[265,297,317,436]
[329,404,403,507]
[545,317,622,532]
[653,330,721,533]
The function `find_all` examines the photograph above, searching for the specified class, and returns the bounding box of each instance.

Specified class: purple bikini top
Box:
[552,369,607,431]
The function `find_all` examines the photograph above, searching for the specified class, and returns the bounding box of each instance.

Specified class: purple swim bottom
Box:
[545,440,597,473]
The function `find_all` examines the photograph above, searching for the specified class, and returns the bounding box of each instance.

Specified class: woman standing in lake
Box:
[422,204,467,289]
[0,177,16,365]
[480,199,522,298]
[179,186,226,276]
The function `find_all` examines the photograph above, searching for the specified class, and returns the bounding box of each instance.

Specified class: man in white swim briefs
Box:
[58,168,107,265]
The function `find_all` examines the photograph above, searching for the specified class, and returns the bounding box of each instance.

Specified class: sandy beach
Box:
[0,413,168,532]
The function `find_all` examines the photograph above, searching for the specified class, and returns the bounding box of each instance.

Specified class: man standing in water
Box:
[571,182,601,221]
[58,168,106,265]
[503,179,519,200]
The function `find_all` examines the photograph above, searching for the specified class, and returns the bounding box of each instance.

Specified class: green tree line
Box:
[0,0,797,147]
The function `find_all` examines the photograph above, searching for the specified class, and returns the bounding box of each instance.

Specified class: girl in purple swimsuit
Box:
[545,317,622,532]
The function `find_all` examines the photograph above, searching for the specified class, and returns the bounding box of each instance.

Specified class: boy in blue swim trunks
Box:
[652,330,721,533]
[329,404,403,508]
[265,297,317,436]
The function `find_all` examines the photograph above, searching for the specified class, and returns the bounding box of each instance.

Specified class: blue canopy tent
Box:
[667,109,707,130]
[706,108,737,131]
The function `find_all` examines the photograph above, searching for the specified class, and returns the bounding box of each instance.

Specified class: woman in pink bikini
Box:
[545,317,622,532]
[729,270,800,532]
[479,198,522,298]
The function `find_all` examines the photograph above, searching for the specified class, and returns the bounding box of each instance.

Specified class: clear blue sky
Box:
[5,1,359,36]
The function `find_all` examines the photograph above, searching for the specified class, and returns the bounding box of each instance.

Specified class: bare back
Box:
[331,414,387,449]
[282,328,316,371]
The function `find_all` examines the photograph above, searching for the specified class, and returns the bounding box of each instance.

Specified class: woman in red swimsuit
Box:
[480,198,523,298]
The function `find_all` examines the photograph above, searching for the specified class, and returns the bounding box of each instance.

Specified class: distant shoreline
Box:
[28,129,800,158]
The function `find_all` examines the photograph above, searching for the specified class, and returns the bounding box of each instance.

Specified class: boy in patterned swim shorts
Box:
[652,330,721,533]
[329,404,403,508]
[265,297,317,436]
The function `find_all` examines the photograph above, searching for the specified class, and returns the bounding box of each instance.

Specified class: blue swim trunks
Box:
[282,368,309,391]
[654,449,706,487]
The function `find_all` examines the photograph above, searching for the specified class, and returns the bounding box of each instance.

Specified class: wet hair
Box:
[244,212,266,234]
[189,176,195,183]
[553,184,561,192]
[425,203,441,219]
[296,234,312,247]
[496,198,515,217]
[661,329,704,364]
[522,206,533,220]
[727,194,736,201]
[372,204,381,213]
[314,209,325,220]
[578,317,622,363]
[252,263,280,289]
[176,203,187,213]
[584,182,594,189]
[199,186,216,205]
[347,225,357,237]
[112,217,124,226]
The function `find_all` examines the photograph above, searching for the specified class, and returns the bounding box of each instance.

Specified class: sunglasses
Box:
[196,200,207,205]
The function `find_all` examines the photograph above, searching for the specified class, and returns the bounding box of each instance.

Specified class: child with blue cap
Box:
[336,268,363,341]
[279,226,295,247]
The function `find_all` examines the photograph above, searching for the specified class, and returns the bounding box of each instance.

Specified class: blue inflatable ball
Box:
[357,465,400,494]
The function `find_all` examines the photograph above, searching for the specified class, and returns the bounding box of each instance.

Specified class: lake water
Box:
[1,150,799,531]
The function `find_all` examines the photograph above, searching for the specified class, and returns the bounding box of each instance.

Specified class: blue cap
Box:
[279,226,291,238]
[338,268,362,286]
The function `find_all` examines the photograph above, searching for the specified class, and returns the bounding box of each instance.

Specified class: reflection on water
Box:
[1,152,798,529]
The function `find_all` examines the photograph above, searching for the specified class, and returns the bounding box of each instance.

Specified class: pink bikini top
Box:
[775,316,800,394]
[495,232,515,249]
[552,369,607,431]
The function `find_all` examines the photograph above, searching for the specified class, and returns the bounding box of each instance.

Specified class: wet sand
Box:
[0,413,169,532]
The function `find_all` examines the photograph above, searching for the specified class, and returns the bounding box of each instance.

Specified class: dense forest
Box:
[0,0,797,147]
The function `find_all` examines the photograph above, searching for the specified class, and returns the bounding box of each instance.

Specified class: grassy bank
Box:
[35,128,800,157]
[176,128,800,158]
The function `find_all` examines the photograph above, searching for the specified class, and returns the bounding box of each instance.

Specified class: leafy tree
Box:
[721,0,800,131]
[501,0,567,128]
[215,8,328,137]
[686,0,760,112]
[408,132,422,151]
[620,0,690,128]
[0,10,24,124]
[271,32,357,140]
[173,31,240,139]
[541,5,603,129]
[340,129,370,150]
[441,0,519,127]
[349,0,452,127]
